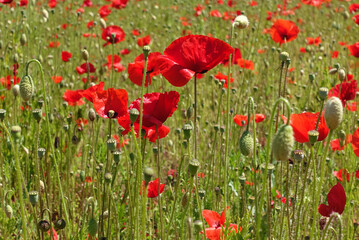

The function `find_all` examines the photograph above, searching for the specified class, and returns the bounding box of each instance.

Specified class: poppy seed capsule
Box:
[129,108,139,124]
[113,151,121,164]
[324,97,343,130]
[144,167,154,186]
[272,124,294,161]
[10,125,21,141]
[338,68,346,81]
[239,131,254,156]
[188,159,200,176]
[12,84,19,97]
[183,124,193,140]
[104,172,113,183]
[19,75,34,101]
[233,15,249,29]
[143,45,151,58]
[318,87,329,101]
[106,138,116,151]
[0,109,6,121]
[308,130,319,144]
[193,220,203,234]
[32,109,42,122]
[29,191,39,206]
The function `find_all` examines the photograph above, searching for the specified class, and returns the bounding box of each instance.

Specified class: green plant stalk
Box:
[195,176,206,236]
[321,214,334,240]
[141,183,148,239]
[1,123,27,239]
[25,59,70,235]
[256,98,292,239]
[286,157,292,240]
[310,129,334,239]
[194,73,198,159]
[223,21,235,224]
[156,126,164,240]
[315,100,325,130]
[275,61,285,132]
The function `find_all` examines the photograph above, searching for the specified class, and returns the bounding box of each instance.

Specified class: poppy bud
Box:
[318,87,328,101]
[29,191,39,206]
[233,15,249,29]
[239,130,254,156]
[279,52,289,62]
[309,73,315,82]
[12,84,19,97]
[107,138,117,151]
[42,9,49,19]
[144,167,154,186]
[32,109,42,122]
[338,68,346,81]
[55,219,66,230]
[329,68,338,75]
[143,45,151,58]
[182,124,193,140]
[129,108,139,124]
[272,124,294,161]
[20,33,27,46]
[40,180,45,192]
[80,170,85,182]
[334,63,340,69]
[99,18,106,29]
[11,125,21,141]
[0,109,6,121]
[260,163,275,175]
[38,220,51,232]
[88,218,98,237]
[104,172,112,183]
[5,205,13,219]
[88,108,96,121]
[82,49,89,62]
[324,97,343,130]
[113,151,121,164]
[19,75,34,101]
[188,158,200,176]
[292,150,305,162]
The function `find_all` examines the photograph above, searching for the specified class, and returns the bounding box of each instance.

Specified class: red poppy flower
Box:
[48,0,57,8]
[270,19,299,45]
[0,75,20,90]
[128,52,162,87]
[221,48,241,66]
[49,42,60,48]
[333,169,350,182]
[202,209,240,240]
[301,0,322,7]
[112,135,129,148]
[318,182,346,217]
[331,135,351,151]
[20,0,28,6]
[214,72,234,88]
[328,80,357,106]
[76,63,96,75]
[210,10,222,18]
[306,36,321,46]
[233,114,266,127]
[145,125,170,142]
[281,112,329,143]
[103,55,125,72]
[351,127,359,157]
[356,170,359,180]
[142,178,165,198]
[87,21,94,29]
[111,0,128,9]
[92,88,128,118]
[82,0,92,7]
[61,51,72,62]
[349,3,359,13]
[120,48,131,55]
[347,42,359,58]
[101,25,125,47]
[237,59,255,70]
[137,35,151,47]
[332,51,339,58]
[52,76,62,84]
[158,35,233,87]
[99,5,111,17]
[129,91,180,128]
[0,0,13,4]
[81,82,105,103]
[353,15,359,25]
[63,90,85,106]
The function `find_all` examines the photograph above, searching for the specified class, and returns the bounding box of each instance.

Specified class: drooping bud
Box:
[55,219,66,230]
[233,15,249,29]
[19,75,34,101]
[239,130,254,156]
[324,97,343,130]
[88,218,98,237]
[38,220,51,232]
[272,124,294,161]
[88,108,96,121]
[5,205,13,218]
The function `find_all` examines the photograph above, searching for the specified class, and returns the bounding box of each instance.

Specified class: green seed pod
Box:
[324,97,343,130]
[272,124,294,161]
[239,130,254,156]
[32,109,42,122]
[19,75,34,101]
[279,51,289,62]
[113,151,121,164]
[193,220,203,234]
[182,124,193,140]
[11,125,21,141]
[104,172,113,183]
[5,205,13,218]
[188,159,200,176]
[0,109,6,121]
[143,45,151,58]
[129,108,139,124]
[292,150,305,162]
[80,170,85,182]
[29,191,39,206]
[88,218,98,237]
[106,138,117,151]
[187,106,193,119]
[318,87,328,101]
[308,130,319,144]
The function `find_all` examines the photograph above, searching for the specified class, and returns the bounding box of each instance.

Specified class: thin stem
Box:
[194,73,198,159]
[156,126,164,240]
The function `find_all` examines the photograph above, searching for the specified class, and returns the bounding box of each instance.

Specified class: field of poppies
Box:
[0,0,359,239]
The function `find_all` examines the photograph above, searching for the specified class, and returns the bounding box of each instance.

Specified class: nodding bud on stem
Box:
[272,124,294,161]
[324,97,343,130]
[19,75,34,101]
[82,49,89,61]
[233,15,249,29]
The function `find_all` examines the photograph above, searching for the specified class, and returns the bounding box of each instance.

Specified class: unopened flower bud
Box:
[329,68,338,75]
[233,15,249,29]
[19,75,34,101]
[82,49,89,61]
[88,108,96,121]
[272,124,294,161]
[239,130,254,156]
[279,52,289,62]
[99,18,106,29]
[104,172,113,183]
[144,167,154,186]
[324,97,343,130]
[12,84,20,97]
[338,68,346,81]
